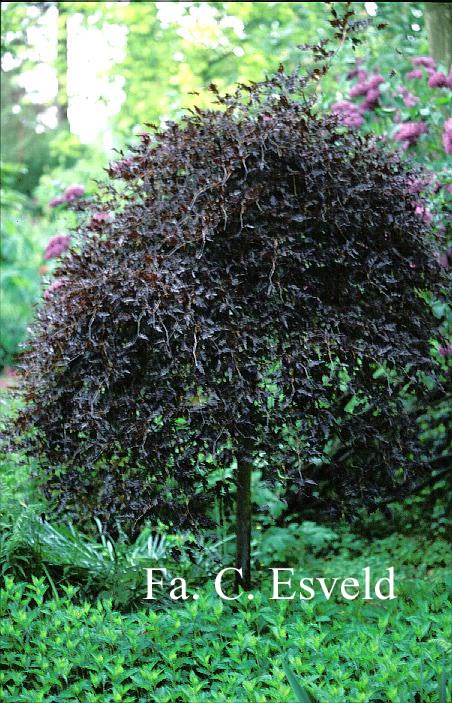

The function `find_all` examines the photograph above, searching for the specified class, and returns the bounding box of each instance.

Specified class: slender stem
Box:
[235,460,252,592]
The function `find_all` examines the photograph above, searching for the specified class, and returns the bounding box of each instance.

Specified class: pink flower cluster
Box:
[428,72,449,88]
[438,342,452,358]
[407,174,434,194]
[331,101,364,128]
[43,279,66,300]
[49,195,66,208]
[0,367,17,390]
[406,68,423,80]
[88,211,111,230]
[49,183,85,208]
[64,184,85,201]
[393,121,428,147]
[397,86,419,108]
[44,234,71,260]
[332,67,385,128]
[406,56,452,89]
[412,56,436,70]
[349,73,384,107]
[442,118,452,155]
[414,203,432,224]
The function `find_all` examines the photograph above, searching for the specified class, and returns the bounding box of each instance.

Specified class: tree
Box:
[18,42,447,592]
[56,2,69,126]
[424,3,452,67]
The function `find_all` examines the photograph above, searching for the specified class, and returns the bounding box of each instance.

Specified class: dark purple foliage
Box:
[18,63,446,533]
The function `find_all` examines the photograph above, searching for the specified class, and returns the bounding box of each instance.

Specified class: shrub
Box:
[17,43,447,582]
[329,53,452,194]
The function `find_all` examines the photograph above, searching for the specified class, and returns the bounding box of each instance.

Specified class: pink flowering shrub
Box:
[394,121,428,147]
[442,118,452,155]
[88,211,111,230]
[332,55,451,159]
[44,234,71,260]
[428,72,449,89]
[48,183,85,208]
[63,184,85,201]
[333,53,451,169]
[43,279,66,300]
[438,343,452,358]
[329,53,451,362]
[49,195,66,208]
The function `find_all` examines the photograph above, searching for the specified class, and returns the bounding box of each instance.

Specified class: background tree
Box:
[424,2,452,67]
[0,1,432,195]
[56,2,69,126]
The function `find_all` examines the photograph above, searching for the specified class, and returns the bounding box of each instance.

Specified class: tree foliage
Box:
[17,48,447,533]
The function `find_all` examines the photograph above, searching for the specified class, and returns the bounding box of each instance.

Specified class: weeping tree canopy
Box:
[17,53,447,538]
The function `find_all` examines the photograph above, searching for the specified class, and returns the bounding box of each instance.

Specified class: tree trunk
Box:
[424,3,452,68]
[234,460,252,592]
[56,3,69,125]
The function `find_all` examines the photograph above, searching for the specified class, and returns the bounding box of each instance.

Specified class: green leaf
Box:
[281,659,317,703]
[439,657,447,703]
